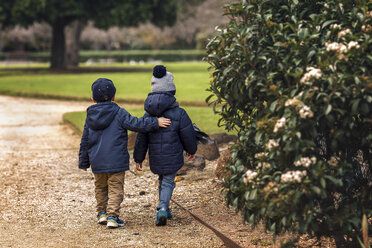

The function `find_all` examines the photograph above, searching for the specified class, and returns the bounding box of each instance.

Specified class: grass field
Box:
[0,61,227,134]
[63,106,226,134]
[1,61,227,133]
[0,62,212,105]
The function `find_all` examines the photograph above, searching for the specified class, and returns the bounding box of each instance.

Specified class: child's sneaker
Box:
[155,209,167,226]
[97,211,107,225]
[167,209,173,219]
[107,216,124,228]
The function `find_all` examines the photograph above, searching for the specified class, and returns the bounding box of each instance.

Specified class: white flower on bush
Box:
[325,42,347,53]
[273,117,286,133]
[295,91,305,100]
[263,182,279,194]
[294,156,317,168]
[339,44,348,53]
[281,170,307,183]
[243,170,258,184]
[330,24,341,29]
[300,67,322,84]
[362,24,372,32]
[337,28,351,37]
[299,105,314,119]
[326,42,340,51]
[347,41,360,49]
[254,152,267,159]
[285,98,300,107]
[262,162,271,169]
[311,157,317,164]
[266,139,279,149]
[328,156,339,167]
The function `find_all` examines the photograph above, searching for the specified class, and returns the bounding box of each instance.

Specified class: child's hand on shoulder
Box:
[157,117,171,128]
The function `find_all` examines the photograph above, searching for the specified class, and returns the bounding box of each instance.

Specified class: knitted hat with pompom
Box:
[151,65,176,93]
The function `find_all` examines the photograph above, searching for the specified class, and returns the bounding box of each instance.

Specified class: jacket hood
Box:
[86,102,119,130]
[144,92,177,117]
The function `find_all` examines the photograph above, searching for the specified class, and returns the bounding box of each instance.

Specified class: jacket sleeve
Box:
[118,108,159,133]
[133,131,149,164]
[78,120,90,169]
[179,109,197,155]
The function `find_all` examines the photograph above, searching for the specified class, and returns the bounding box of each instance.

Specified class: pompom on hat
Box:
[151,65,176,93]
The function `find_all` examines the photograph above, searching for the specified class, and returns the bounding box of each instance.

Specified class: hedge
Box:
[0,49,206,62]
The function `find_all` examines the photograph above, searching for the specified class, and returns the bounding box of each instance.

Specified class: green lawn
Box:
[0,62,211,105]
[63,105,226,135]
[2,61,226,134]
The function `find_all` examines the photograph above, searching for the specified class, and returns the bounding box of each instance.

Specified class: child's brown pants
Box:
[94,171,125,218]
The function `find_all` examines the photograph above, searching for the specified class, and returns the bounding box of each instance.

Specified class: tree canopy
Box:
[0,0,178,68]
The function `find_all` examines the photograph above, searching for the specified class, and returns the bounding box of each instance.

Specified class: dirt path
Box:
[0,96,224,248]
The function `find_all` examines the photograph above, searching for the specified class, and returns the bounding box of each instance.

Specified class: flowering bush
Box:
[206,0,372,246]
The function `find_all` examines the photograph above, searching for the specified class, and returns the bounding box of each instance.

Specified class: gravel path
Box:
[0,96,223,248]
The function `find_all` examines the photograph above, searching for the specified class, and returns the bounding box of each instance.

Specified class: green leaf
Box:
[321,20,337,29]
[269,100,278,112]
[245,212,254,223]
[298,28,308,40]
[311,186,322,195]
[320,178,326,188]
[249,188,258,200]
[351,99,361,114]
[360,103,369,115]
[255,132,263,145]
[307,50,316,60]
[324,175,343,186]
[325,104,332,115]
[270,222,276,232]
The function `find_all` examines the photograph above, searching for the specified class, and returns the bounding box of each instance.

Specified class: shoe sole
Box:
[107,221,124,228]
[98,220,107,225]
[98,217,107,225]
[156,216,167,226]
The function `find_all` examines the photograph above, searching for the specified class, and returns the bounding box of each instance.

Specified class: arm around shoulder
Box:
[119,109,159,133]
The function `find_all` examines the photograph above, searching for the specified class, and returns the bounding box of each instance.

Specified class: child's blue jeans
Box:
[157,173,177,210]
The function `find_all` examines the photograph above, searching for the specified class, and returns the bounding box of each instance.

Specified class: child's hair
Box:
[92,78,116,102]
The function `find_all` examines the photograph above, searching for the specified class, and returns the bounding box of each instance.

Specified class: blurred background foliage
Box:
[0,0,229,54]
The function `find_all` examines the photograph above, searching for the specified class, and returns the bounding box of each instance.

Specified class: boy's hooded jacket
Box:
[79,102,158,173]
[134,92,197,175]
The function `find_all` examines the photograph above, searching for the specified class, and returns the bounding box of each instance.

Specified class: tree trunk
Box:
[50,19,66,69]
[66,20,84,68]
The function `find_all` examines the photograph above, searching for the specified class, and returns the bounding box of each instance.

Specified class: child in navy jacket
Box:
[134,66,197,226]
[79,78,170,228]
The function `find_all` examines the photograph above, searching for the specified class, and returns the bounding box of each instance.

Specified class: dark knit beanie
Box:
[92,78,116,102]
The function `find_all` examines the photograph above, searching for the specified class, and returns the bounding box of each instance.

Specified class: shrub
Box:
[206,0,372,246]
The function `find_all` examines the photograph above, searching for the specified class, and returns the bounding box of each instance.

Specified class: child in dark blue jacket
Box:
[79,78,170,228]
[134,65,197,226]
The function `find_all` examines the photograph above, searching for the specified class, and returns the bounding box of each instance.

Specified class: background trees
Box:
[0,0,178,69]
[0,0,229,55]
[206,0,371,247]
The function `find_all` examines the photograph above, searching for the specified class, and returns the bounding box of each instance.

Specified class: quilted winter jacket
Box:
[79,102,158,174]
[133,92,197,175]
